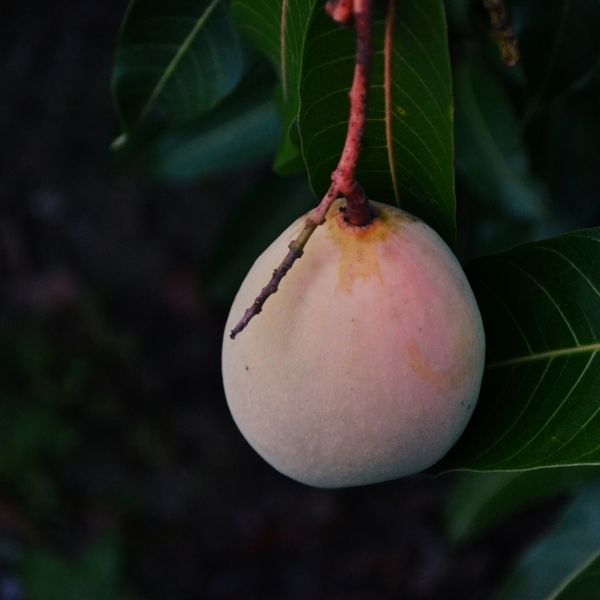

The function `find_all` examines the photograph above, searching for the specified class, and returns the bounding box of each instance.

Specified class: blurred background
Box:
[2,0,600,598]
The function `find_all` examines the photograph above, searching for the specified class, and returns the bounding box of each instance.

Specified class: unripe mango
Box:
[222,200,485,488]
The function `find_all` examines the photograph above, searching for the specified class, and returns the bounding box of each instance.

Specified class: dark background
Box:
[0,1,590,598]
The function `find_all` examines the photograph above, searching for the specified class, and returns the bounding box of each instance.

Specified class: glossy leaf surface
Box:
[454,60,547,222]
[113,0,243,132]
[441,228,600,470]
[555,555,600,600]
[496,485,600,600]
[446,468,600,544]
[300,0,455,244]
[137,86,281,183]
[231,0,317,172]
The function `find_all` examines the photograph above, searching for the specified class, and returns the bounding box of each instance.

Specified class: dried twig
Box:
[483,0,520,67]
[230,0,375,339]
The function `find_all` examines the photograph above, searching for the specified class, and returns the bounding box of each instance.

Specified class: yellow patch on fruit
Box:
[326,202,409,293]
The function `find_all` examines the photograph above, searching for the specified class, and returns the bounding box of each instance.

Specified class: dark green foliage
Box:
[445,468,600,544]
[3,0,600,598]
[495,485,600,600]
[511,0,600,107]
[112,0,244,132]
[299,0,456,244]
[441,229,600,471]
[231,0,317,173]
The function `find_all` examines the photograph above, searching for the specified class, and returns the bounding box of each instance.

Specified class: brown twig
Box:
[483,0,520,67]
[230,0,374,339]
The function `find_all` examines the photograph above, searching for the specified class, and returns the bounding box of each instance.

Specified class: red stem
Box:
[230,0,374,339]
[329,0,374,226]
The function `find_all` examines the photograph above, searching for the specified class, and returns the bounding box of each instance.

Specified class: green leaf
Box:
[454,58,552,256]
[300,0,455,244]
[455,60,547,222]
[112,0,244,132]
[131,80,281,183]
[231,0,318,173]
[443,0,470,31]
[496,484,600,600]
[535,81,600,232]
[446,468,600,545]
[440,228,600,471]
[512,0,600,112]
[555,555,600,600]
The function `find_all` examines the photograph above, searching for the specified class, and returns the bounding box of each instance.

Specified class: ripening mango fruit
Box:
[222,200,485,488]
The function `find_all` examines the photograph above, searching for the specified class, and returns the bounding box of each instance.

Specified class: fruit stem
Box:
[329,0,374,227]
[483,0,520,67]
[230,0,375,339]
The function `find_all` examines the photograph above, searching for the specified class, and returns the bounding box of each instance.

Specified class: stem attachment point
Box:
[230,0,375,338]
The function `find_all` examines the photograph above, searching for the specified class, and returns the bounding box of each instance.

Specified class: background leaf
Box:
[446,468,600,545]
[300,0,456,244]
[440,228,600,471]
[112,0,244,133]
[115,73,282,184]
[526,72,600,235]
[495,484,600,600]
[454,60,548,225]
[510,0,600,112]
[554,555,600,600]
[231,0,317,173]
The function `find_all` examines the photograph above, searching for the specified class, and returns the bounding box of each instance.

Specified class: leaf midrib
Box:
[135,0,223,127]
[383,0,400,206]
[487,342,600,370]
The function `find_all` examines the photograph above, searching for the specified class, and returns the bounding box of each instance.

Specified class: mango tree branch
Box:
[483,0,520,67]
[230,0,374,340]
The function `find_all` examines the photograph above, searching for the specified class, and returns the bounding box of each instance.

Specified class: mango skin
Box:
[222,200,485,488]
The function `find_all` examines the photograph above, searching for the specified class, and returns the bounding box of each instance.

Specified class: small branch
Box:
[230,0,374,339]
[229,185,338,339]
[483,0,520,67]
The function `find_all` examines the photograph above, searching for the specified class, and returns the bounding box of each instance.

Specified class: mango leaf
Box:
[444,0,470,32]
[455,60,547,222]
[454,59,553,255]
[554,555,600,600]
[440,228,600,471]
[231,0,317,173]
[128,81,281,184]
[511,0,600,112]
[446,468,600,545]
[300,0,455,244]
[537,80,600,232]
[112,0,244,133]
[496,484,600,600]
